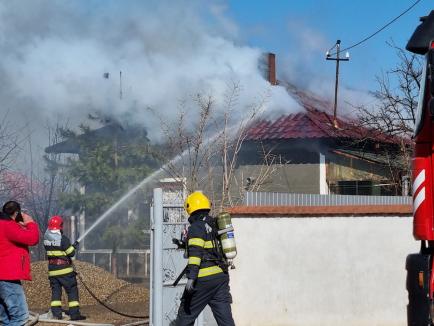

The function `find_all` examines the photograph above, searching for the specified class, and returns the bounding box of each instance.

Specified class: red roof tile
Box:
[246,85,404,144]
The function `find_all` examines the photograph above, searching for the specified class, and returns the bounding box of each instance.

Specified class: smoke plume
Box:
[0,0,299,145]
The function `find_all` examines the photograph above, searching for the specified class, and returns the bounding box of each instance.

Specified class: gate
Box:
[150,188,212,326]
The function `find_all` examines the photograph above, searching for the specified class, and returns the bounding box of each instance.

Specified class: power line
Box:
[328,0,423,55]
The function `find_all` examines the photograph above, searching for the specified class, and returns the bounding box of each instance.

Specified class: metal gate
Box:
[150,188,211,326]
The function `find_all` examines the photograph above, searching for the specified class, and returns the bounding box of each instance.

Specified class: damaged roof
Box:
[45,122,149,154]
[246,84,403,144]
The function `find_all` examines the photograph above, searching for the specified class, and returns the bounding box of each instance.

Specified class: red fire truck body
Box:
[407,10,434,326]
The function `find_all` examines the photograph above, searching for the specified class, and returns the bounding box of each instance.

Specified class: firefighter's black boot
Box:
[70,314,86,321]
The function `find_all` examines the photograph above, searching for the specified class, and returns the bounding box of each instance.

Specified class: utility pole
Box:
[326,40,349,128]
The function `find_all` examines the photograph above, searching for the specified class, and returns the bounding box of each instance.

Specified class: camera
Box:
[15,211,23,223]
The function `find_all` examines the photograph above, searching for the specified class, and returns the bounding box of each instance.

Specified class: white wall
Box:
[229,216,418,326]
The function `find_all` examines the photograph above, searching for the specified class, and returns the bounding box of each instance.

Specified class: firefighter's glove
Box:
[172,238,186,249]
[185,279,195,293]
[72,241,80,249]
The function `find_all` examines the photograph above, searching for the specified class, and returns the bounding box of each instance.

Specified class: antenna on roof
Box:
[119,71,123,100]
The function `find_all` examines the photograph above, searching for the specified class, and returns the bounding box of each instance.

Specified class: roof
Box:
[227,204,412,217]
[246,84,402,144]
[45,123,148,154]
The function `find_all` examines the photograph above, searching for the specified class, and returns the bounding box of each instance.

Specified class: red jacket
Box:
[0,219,39,280]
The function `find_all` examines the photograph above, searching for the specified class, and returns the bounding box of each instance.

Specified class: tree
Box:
[24,122,73,258]
[158,83,277,210]
[0,112,25,199]
[59,119,159,249]
[356,43,421,193]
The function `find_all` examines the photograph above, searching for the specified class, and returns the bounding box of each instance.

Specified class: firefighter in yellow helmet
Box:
[175,191,235,326]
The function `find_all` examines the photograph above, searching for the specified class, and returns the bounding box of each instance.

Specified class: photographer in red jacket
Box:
[0,201,40,325]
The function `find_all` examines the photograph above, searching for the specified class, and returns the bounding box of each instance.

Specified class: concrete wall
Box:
[229,216,417,326]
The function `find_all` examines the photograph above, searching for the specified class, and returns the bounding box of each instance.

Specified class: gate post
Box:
[153,188,163,326]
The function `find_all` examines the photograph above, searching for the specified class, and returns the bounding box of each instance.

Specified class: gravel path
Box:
[24,260,149,325]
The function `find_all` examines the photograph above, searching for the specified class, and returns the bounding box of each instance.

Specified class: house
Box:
[234,57,408,197]
[236,91,406,196]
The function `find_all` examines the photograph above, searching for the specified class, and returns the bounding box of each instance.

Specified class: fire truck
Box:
[406,10,434,326]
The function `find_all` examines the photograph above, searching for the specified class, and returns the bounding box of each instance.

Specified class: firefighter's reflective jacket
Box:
[43,230,76,277]
[186,211,227,280]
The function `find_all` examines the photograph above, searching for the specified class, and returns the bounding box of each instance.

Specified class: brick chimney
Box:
[258,52,277,85]
[267,53,277,85]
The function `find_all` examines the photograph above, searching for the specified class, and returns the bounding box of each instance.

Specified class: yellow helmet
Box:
[184,191,211,215]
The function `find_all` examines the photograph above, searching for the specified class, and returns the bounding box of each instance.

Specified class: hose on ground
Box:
[36,317,114,326]
[27,311,39,326]
[76,272,148,319]
[119,321,149,326]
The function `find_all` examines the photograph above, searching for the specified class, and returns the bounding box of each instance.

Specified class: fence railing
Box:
[78,249,151,280]
[244,192,412,206]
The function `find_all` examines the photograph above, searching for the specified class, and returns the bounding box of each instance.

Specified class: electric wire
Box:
[328,0,423,56]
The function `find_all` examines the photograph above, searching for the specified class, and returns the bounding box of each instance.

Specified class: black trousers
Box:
[49,273,81,318]
[175,275,235,326]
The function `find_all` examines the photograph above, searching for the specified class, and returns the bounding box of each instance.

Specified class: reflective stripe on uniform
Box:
[188,238,205,247]
[65,246,75,255]
[198,266,223,278]
[204,241,214,249]
[68,301,79,308]
[188,256,201,266]
[47,250,66,257]
[48,267,74,276]
[51,300,62,307]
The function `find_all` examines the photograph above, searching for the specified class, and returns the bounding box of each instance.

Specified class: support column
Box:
[153,188,163,326]
[79,186,86,250]
[319,153,329,195]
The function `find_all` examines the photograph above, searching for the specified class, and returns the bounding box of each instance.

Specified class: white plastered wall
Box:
[229,216,417,326]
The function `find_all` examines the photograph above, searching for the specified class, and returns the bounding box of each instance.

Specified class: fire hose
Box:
[27,311,39,326]
[76,271,148,319]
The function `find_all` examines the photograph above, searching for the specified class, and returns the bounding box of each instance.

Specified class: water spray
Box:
[76,89,268,243]
[76,127,233,242]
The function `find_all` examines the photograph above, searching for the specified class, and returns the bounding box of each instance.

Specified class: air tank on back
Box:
[216,212,237,259]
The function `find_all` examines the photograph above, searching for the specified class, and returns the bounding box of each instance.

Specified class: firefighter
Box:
[175,191,235,326]
[43,215,86,321]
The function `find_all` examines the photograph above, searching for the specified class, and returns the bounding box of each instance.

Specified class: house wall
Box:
[229,215,416,326]
[234,164,320,194]
[327,153,392,183]
[235,146,395,196]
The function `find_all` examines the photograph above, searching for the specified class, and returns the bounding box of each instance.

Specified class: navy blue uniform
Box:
[175,211,235,326]
[43,230,82,319]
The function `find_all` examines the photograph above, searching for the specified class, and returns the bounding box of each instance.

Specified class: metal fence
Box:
[244,192,412,206]
[79,249,151,280]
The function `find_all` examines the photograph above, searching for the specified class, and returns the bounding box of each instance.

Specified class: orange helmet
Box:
[48,215,63,230]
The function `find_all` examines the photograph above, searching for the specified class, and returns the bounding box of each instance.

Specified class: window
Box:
[335,181,372,195]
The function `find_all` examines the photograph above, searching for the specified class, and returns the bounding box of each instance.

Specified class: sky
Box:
[227,0,432,91]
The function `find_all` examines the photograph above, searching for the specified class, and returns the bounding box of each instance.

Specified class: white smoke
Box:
[0,0,300,146]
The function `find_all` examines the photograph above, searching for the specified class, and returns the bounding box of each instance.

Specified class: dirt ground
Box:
[26,260,149,325]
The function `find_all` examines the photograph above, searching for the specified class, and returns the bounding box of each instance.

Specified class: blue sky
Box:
[226,0,432,92]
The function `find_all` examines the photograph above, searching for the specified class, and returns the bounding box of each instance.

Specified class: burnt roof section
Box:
[246,83,403,144]
[45,122,148,154]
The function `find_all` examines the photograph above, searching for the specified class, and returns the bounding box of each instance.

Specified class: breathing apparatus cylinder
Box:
[216,212,237,259]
